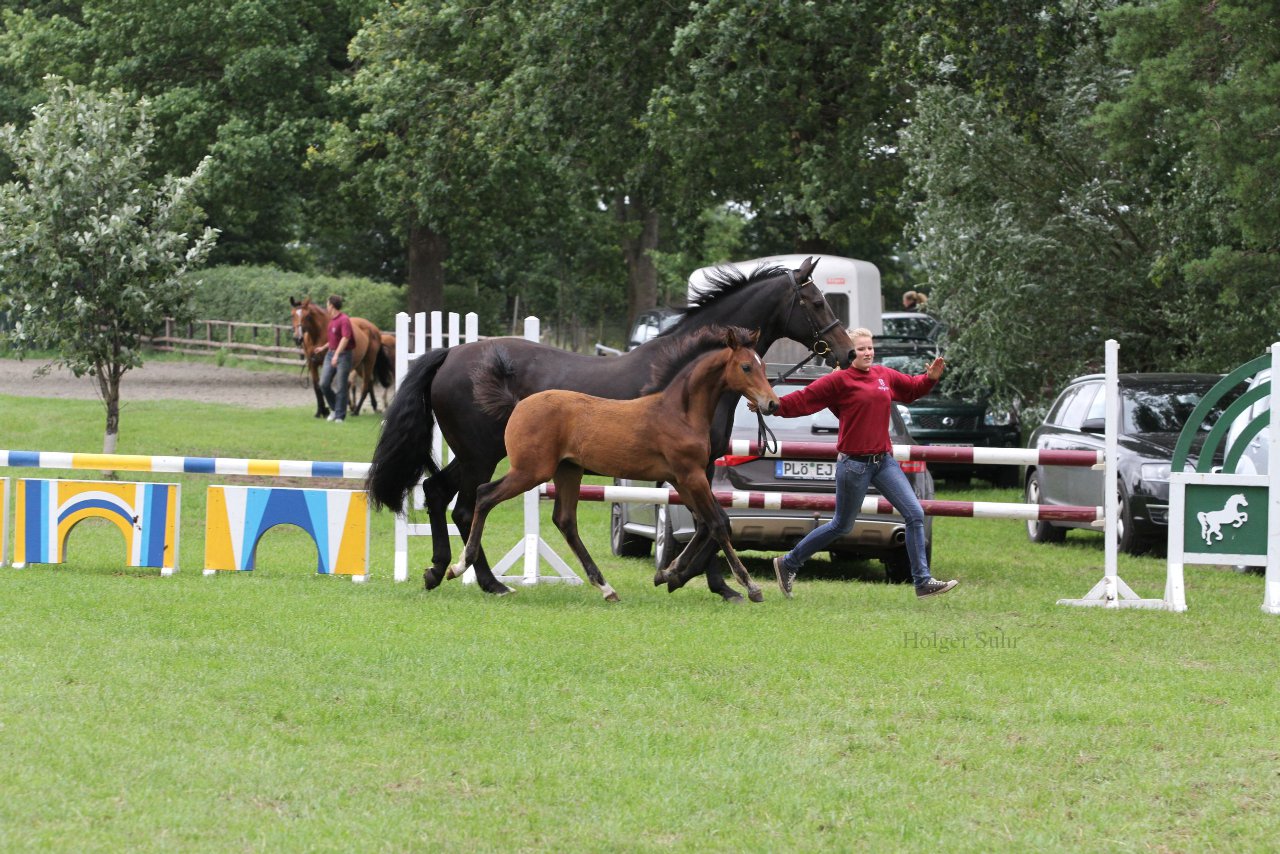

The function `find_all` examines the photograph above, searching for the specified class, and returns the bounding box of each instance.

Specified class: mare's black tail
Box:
[366,347,449,513]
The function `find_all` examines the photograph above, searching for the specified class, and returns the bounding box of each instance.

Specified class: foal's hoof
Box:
[446,562,466,580]
[748,587,764,603]
[423,566,447,590]
[652,569,667,587]
[723,593,745,604]
[489,584,515,597]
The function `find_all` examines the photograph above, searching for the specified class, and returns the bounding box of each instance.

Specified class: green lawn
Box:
[1,393,1278,852]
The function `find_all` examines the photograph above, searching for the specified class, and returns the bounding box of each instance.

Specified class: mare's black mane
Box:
[656,264,787,340]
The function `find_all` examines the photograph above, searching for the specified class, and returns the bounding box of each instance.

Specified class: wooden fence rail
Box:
[148,319,303,366]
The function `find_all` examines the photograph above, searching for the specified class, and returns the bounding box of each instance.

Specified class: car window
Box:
[1045,386,1080,426]
[1122,386,1224,434]
[882,315,937,340]
[1085,385,1107,423]
[1058,383,1101,430]
[879,354,932,374]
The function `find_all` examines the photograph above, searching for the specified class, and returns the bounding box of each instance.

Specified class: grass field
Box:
[2,390,1279,852]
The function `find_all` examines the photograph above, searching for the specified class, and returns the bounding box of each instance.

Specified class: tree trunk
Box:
[618,198,660,327]
[97,365,122,478]
[406,221,448,315]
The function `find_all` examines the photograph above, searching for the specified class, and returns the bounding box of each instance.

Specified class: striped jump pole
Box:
[724,441,1103,469]
[0,449,370,480]
[540,483,1102,524]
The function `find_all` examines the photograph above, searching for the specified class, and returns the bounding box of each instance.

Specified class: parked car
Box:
[610,368,935,583]
[1024,372,1238,554]
[877,352,1021,487]
[879,311,947,347]
[627,307,682,351]
[1224,366,1270,477]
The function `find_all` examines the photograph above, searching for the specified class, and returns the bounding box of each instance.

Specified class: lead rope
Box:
[754,269,840,456]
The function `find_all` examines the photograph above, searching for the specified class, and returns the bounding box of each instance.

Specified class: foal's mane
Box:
[657,264,788,340]
[640,325,751,396]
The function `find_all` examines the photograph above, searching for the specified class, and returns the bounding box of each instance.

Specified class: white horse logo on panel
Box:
[1197,493,1249,545]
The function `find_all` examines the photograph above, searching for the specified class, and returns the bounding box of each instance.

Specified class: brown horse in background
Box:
[289,297,392,417]
[455,325,780,602]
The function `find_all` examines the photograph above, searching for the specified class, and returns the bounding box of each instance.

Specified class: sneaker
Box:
[333,417,345,424]
[326,412,337,422]
[773,557,795,599]
[915,578,958,598]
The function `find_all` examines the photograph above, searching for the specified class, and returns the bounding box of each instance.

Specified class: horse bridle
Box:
[754,270,846,453]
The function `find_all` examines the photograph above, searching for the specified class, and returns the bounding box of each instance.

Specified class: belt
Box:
[838,452,886,464]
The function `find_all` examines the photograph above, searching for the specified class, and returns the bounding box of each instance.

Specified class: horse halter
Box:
[784,270,840,359]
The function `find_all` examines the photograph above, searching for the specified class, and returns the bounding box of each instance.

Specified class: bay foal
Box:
[455,326,780,602]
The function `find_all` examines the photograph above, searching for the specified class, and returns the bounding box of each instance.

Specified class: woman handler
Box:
[754,327,958,599]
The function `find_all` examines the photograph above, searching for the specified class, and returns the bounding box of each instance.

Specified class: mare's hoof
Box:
[605,592,620,603]
[723,594,745,605]
[489,585,515,597]
[446,563,466,580]
[748,588,764,603]
[423,568,446,590]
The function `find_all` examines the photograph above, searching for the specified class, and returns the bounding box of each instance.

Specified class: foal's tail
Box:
[366,347,449,513]
[372,346,394,389]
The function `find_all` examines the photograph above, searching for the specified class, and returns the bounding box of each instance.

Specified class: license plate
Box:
[776,460,836,480]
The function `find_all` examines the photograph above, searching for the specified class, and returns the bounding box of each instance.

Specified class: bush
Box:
[190,266,407,330]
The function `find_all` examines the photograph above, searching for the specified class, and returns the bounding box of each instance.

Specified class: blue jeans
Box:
[320,350,352,418]
[779,455,932,586]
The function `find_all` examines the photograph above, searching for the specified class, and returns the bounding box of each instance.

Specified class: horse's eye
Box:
[741,363,752,373]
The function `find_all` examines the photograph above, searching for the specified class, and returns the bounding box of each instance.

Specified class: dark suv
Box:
[610,368,934,583]
[1024,372,1234,554]
[877,352,1021,487]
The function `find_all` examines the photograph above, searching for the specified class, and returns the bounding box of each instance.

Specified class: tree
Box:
[0,0,378,272]
[649,0,910,282]
[1093,0,1280,369]
[0,78,218,452]
[317,0,536,314]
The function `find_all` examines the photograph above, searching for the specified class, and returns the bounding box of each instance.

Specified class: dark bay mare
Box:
[457,326,780,601]
[365,256,855,600]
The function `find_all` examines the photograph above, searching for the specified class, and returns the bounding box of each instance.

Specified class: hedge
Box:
[190,266,407,330]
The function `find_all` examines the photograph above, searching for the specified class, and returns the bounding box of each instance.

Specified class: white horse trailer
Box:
[687,254,882,366]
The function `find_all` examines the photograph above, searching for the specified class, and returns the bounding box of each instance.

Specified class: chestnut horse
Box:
[289,297,392,417]
[365,257,855,601]
[458,326,780,601]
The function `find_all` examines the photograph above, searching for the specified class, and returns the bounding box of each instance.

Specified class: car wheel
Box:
[1025,469,1066,544]
[1116,484,1152,556]
[610,500,650,557]
[654,504,679,572]
[989,465,1019,489]
[881,539,929,585]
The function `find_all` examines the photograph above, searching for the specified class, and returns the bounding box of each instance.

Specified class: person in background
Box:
[752,327,958,599]
[317,294,353,423]
[901,290,929,312]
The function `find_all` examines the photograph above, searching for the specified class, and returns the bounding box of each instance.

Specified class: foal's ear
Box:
[799,256,819,278]
[289,296,300,307]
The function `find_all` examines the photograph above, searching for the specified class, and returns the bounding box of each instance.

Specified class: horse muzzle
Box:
[757,397,780,416]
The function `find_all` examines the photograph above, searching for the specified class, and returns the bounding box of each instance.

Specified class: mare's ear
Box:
[747,328,761,347]
[799,256,819,278]
[289,296,300,307]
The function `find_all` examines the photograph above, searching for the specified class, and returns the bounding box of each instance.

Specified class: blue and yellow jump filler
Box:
[204,485,370,581]
[12,478,181,574]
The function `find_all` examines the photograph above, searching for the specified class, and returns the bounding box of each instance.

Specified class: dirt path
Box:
[0,357,317,409]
